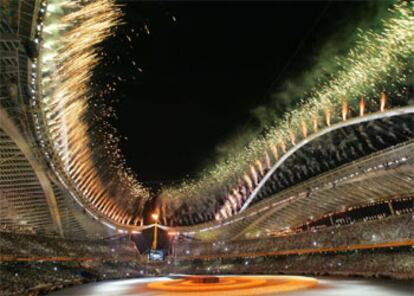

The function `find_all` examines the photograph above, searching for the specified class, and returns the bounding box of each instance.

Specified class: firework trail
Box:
[39,0,149,226]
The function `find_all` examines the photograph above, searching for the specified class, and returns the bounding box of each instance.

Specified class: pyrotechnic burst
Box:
[35,0,413,227]
[159,2,414,225]
[38,0,149,226]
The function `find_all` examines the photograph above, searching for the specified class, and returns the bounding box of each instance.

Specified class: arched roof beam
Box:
[240,106,414,212]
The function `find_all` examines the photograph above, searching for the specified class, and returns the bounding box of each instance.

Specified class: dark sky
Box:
[94,1,367,189]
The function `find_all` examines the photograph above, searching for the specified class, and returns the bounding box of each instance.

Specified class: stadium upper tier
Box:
[164,109,414,227]
[169,138,414,240]
[1,0,119,238]
[173,213,413,259]
[0,104,115,238]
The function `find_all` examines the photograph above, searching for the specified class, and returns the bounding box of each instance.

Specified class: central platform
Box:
[50,276,414,296]
[147,275,319,295]
[184,275,220,283]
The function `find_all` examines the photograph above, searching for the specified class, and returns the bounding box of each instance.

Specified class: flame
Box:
[325,109,331,126]
[271,144,279,160]
[264,152,271,169]
[301,120,308,138]
[280,140,286,153]
[312,114,318,133]
[289,130,296,145]
[250,165,258,185]
[342,101,349,121]
[380,90,387,112]
[243,174,253,190]
[256,160,264,176]
[359,97,365,116]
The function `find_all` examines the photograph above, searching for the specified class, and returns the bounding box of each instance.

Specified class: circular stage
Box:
[50,275,413,296]
[147,275,317,295]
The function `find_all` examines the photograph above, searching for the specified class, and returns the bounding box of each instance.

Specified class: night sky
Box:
[93,1,370,189]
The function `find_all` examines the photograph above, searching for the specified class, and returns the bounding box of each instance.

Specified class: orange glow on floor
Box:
[147,276,318,295]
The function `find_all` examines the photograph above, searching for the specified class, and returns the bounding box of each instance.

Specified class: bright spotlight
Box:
[151,213,159,222]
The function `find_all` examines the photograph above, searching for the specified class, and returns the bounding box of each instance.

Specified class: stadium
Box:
[0,0,413,295]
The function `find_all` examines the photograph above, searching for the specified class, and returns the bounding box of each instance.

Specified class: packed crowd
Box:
[0,260,147,296]
[169,247,414,280]
[0,225,36,235]
[0,232,139,259]
[174,213,413,257]
[0,233,145,296]
[303,196,413,229]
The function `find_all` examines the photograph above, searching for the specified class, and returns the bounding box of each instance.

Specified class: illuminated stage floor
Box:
[50,275,413,296]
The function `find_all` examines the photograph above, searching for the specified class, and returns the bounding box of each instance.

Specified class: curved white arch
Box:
[239,106,414,212]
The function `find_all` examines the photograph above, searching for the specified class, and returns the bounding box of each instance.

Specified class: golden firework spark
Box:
[39,0,149,226]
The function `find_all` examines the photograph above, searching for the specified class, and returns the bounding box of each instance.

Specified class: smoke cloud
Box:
[214,1,394,159]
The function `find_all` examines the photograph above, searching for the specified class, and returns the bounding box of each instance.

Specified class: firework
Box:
[160,2,414,224]
[36,0,414,226]
[38,0,149,226]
